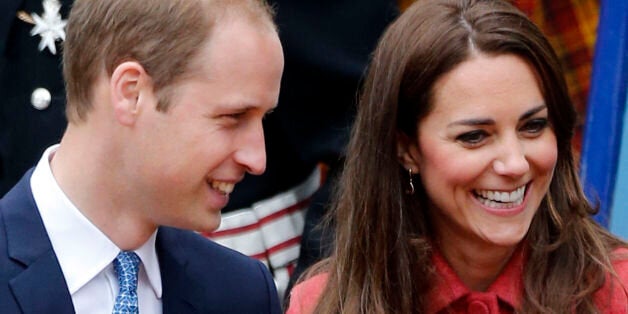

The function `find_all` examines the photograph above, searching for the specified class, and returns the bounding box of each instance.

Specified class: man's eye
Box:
[219,112,246,123]
[227,112,246,119]
[214,112,246,127]
[456,130,488,146]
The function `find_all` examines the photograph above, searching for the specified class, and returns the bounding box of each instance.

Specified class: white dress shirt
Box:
[30,145,163,314]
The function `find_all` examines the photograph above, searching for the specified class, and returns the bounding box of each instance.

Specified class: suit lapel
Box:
[2,170,74,313]
[157,228,202,314]
[9,251,75,313]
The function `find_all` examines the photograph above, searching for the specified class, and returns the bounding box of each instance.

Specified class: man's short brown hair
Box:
[63,0,275,122]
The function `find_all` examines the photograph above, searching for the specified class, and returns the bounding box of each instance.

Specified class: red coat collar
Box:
[426,243,526,313]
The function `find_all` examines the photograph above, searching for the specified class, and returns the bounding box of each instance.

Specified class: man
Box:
[0,0,284,312]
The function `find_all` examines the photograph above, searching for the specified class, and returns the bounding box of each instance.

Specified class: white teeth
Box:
[474,185,526,208]
[210,181,234,195]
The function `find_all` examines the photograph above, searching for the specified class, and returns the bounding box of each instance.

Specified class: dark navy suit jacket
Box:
[0,170,282,313]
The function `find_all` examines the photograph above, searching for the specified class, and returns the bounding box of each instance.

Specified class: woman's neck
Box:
[436,236,518,291]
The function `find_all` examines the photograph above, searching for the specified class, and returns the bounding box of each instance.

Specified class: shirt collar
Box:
[426,243,526,313]
[136,231,163,298]
[31,145,162,297]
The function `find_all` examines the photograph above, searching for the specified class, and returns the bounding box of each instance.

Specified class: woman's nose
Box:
[492,136,530,177]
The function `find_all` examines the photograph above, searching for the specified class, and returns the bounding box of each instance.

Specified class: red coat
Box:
[287,248,628,313]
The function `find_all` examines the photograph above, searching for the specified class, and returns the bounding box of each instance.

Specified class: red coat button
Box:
[468,300,490,314]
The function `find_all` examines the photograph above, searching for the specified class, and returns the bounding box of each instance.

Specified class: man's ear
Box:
[110,61,154,126]
[396,131,421,174]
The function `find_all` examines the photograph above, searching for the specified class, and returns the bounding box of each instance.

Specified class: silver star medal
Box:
[29,0,67,55]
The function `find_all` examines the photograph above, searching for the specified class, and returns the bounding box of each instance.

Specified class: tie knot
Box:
[113,251,140,291]
[113,251,140,314]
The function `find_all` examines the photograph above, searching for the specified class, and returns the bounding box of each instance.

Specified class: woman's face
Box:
[399,54,557,250]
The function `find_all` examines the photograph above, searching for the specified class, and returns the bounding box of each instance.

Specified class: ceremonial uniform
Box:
[0,0,70,195]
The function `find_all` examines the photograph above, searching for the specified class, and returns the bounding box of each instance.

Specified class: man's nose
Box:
[234,121,267,175]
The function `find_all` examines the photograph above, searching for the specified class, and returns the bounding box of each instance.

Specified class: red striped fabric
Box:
[203,166,324,299]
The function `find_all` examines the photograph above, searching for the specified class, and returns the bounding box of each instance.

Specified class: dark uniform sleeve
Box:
[264,0,399,297]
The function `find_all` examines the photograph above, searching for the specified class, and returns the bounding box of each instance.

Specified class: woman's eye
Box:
[520,118,548,135]
[456,130,488,146]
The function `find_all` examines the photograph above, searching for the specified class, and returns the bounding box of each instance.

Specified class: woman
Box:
[286,0,628,313]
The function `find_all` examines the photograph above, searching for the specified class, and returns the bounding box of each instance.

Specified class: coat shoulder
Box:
[594,247,628,312]
[157,227,281,313]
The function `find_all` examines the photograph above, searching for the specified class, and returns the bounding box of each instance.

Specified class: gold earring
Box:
[406,168,415,195]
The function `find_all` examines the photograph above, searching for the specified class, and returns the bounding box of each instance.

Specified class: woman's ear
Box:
[110,61,154,126]
[396,131,421,173]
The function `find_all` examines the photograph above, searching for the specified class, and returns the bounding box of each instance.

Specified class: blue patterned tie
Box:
[112,251,141,314]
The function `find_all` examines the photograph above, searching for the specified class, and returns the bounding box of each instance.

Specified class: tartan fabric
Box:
[397,0,599,155]
[517,0,599,154]
[112,251,141,314]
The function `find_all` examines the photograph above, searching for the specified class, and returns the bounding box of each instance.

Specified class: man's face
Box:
[130,19,284,232]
